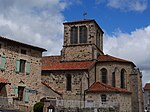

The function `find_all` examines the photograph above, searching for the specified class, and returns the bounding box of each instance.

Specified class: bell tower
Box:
[61,19,104,62]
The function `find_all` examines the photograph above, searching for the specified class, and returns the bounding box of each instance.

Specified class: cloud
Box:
[96,0,148,12]
[0,0,69,55]
[103,25,150,85]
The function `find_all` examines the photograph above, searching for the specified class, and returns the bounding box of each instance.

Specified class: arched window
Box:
[66,74,72,91]
[70,27,78,44]
[79,26,87,43]
[101,68,107,84]
[112,72,116,87]
[121,69,126,88]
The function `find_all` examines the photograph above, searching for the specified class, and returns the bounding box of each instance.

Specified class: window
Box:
[16,60,30,74]
[112,72,116,87]
[18,86,24,101]
[79,26,87,43]
[19,59,26,73]
[66,74,71,91]
[0,44,1,49]
[121,69,125,88]
[21,49,26,54]
[101,68,107,84]
[101,94,107,104]
[70,27,78,44]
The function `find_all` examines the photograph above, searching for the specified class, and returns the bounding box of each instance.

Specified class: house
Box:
[144,83,150,111]
[0,36,46,111]
[41,20,144,112]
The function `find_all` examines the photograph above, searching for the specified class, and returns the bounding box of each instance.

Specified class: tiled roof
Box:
[0,36,46,52]
[98,55,135,66]
[41,82,62,96]
[0,77,10,84]
[86,82,131,94]
[144,83,150,90]
[42,56,96,71]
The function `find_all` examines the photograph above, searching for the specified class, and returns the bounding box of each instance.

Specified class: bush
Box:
[33,102,44,112]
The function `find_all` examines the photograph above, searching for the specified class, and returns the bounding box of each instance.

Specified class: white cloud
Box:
[104,25,150,85]
[0,0,69,55]
[107,0,148,12]
[96,0,148,12]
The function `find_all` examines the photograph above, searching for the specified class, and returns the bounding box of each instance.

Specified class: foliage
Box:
[33,102,44,112]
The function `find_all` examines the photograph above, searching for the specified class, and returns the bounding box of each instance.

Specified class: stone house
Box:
[143,83,150,111]
[0,36,46,111]
[42,20,144,112]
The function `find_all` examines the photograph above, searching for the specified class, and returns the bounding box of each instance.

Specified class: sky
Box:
[0,0,150,86]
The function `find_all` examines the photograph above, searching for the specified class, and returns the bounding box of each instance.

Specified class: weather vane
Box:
[83,12,87,20]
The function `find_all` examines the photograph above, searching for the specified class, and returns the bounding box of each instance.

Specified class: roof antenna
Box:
[83,12,87,20]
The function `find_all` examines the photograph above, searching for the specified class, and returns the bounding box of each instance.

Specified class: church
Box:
[41,19,144,112]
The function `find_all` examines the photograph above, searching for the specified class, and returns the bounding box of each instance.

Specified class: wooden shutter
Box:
[14,86,18,95]
[0,56,6,70]
[16,60,20,73]
[25,89,29,103]
[26,61,30,74]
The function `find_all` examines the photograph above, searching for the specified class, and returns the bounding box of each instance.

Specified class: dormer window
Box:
[70,26,87,44]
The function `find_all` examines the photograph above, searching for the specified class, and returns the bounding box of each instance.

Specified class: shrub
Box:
[33,102,44,112]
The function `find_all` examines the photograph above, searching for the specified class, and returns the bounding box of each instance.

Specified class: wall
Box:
[62,21,103,62]
[0,40,43,111]
[85,93,132,112]
[42,70,88,101]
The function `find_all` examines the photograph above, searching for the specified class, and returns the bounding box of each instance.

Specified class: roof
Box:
[144,83,150,90]
[0,36,46,52]
[42,56,96,71]
[0,76,10,84]
[63,19,104,33]
[41,82,62,96]
[98,54,135,66]
[86,82,131,94]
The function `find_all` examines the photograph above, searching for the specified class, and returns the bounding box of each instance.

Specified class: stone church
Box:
[42,19,144,112]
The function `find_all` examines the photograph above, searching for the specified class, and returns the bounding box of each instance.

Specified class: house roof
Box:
[0,36,46,52]
[0,76,10,84]
[42,56,96,71]
[144,83,150,90]
[86,82,131,94]
[98,54,135,66]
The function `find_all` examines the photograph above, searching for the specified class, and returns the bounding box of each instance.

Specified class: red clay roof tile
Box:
[42,56,95,71]
[144,83,150,90]
[98,55,135,66]
[87,82,131,94]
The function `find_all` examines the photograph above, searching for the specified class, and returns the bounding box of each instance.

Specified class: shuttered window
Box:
[79,26,87,43]
[0,56,6,71]
[70,27,78,44]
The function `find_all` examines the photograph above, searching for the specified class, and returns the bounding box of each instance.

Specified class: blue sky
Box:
[0,0,149,85]
[63,0,150,35]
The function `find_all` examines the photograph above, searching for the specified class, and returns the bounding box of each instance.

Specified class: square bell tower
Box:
[61,19,104,62]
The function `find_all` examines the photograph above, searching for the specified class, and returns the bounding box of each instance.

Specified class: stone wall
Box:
[85,93,131,112]
[42,71,89,101]
[0,40,43,111]
[96,62,134,91]
[62,21,103,62]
